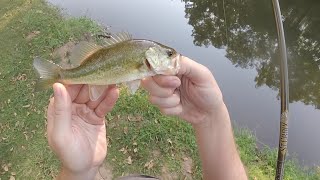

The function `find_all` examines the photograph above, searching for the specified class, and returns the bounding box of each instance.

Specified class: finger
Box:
[152,75,181,88]
[141,77,176,98]
[74,85,90,104]
[65,84,83,101]
[52,83,72,133]
[160,104,183,116]
[73,104,105,125]
[47,98,54,140]
[178,56,214,86]
[149,94,180,108]
[95,86,119,118]
[86,86,110,110]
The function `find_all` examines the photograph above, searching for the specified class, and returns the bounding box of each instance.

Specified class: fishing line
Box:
[271,0,289,179]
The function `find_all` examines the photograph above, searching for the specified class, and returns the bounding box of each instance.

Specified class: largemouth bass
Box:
[33,32,181,101]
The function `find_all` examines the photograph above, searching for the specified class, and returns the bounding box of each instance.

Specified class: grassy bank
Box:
[0,0,319,179]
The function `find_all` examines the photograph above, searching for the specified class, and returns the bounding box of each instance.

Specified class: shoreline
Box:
[0,0,319,179]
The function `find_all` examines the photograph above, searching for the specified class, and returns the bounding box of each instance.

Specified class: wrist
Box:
[57,166,98,180]
[191,102,247,180]
[192,102,231,131]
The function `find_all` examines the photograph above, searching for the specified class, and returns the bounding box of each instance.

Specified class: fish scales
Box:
[33,32,181,100]
[61,40,153,85]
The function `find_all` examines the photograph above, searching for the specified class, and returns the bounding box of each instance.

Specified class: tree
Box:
[184,0,320,108]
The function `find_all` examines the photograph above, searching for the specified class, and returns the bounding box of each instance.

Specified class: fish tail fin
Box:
[33,57,61,91]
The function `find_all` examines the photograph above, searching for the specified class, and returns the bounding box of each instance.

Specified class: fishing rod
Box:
[271,0,289,179]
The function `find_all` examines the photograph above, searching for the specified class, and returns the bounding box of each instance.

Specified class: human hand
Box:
[142,56,224,125]
[47,83,119,179]
[142,57,248,180]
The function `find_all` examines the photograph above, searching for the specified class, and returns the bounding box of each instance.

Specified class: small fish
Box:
[33,32,180,101]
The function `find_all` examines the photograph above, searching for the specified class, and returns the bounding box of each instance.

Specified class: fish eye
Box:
[166,50,173,57]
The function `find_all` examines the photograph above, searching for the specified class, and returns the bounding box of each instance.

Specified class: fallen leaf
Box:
[133,142,137,146]
[126,156,132,165]
[2,165,9,172]
[119,147,127,154]
[22,104,30,108]
[127,115,142,122]
[23,132,29,141]
[123,127,128,135]
[26,31,40,41]
[133,148,138,153]
[13,73,27,81]
[9,176,15,180]
[144,160,154,169]
[11,172,16,176]
[2,164,8,171]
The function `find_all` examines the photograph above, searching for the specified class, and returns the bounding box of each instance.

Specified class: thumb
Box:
[53,83,72,133]
[178,56,214,85]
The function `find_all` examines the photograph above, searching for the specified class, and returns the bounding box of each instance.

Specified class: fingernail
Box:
[53,85,61,97]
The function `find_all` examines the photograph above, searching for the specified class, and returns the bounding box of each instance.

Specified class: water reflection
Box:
[183,0,320,108]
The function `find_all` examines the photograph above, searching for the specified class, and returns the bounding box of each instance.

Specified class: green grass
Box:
[0,0,319,179]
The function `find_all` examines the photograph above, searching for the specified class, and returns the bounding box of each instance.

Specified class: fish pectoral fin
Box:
[69,41,103,67]
[103,31,132,47]
[88,85,108,101]
[126,80,141,94]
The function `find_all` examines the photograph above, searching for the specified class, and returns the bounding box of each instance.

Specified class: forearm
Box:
[56,167,98,180]
[193,103,247,180]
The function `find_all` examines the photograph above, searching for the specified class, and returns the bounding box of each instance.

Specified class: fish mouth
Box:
[147,53,181,75]
[171,54,181,75]
[161,53,181,75]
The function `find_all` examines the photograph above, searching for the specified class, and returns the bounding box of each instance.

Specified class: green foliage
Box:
[184,0,320,108]
[0,0,102,179]
[106,89,201,178]
[0,0,319,179]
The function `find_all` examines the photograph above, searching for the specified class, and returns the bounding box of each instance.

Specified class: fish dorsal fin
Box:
[103,32,132,47]
[69,41,103,67]
[89,85,108,101]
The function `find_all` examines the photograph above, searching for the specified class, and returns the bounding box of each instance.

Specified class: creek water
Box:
[47,0,320,167]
